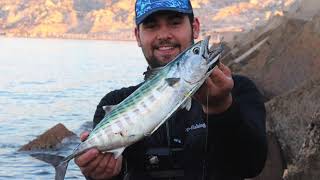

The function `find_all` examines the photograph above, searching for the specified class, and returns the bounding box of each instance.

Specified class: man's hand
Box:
[194,63,234,114]
[74,131,122,180]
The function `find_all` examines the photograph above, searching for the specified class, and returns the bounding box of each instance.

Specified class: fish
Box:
[32,36,223,180]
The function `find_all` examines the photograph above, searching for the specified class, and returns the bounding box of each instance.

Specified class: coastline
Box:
[0,30,243,43]
[0,34,137,42]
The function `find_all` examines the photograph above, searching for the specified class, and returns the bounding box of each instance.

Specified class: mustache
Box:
[153,39,180,49]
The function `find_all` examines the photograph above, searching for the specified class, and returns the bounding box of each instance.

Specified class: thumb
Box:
[218,63,232,77]
[114,155,123,174]
[80,131,90,142]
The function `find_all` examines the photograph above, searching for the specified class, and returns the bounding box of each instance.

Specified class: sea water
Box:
[0,37,146,179]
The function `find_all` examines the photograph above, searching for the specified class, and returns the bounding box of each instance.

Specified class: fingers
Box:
[209,63,232,87]
[75,131,122,179]
[75,149,99,167]
[94,154,112,175]
[75,151,123,180]
[81,153,105,176]
[93,154,121,179]
[217,63,232,77]
[80,131,90,142]
[113,155,123,175]
[193,63,234,113]
[198,64,232,95]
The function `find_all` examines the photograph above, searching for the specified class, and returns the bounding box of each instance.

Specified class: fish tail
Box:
[31,153,71,180]
[55,160,69,180]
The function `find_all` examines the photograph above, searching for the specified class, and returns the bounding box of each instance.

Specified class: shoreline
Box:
[0,30,242,43]
[0,34,137,42]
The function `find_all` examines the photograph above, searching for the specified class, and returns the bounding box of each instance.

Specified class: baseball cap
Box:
[135,0,194,25]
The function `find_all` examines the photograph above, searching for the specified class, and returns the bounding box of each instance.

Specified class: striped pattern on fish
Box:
[32,36,224,180]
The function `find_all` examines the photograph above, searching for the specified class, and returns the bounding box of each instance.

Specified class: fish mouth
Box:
[201,36,224,72]
[200,36,210,58]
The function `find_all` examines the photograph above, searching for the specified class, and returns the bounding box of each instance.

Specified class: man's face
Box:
[135,11,200,68]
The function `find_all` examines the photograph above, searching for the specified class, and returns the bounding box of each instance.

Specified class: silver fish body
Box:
[76,36,223,157]
[34,36,223,180]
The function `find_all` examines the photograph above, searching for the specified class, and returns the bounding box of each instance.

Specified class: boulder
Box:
[265,75,320,180]
[226,9,320,100]
[246,76,320,180]
[19,123,76,151]
[224,14,285,64]
[223,1,320,180]
[266,76,320,161]
[283,121,320,180]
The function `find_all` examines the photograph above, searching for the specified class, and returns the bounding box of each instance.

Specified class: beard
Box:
[147,55,171,68]
[144,33,195,69]
[146,39,180,68]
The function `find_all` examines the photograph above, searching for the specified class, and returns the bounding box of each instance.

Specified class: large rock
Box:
[19,123,76,151]
[265,75,320,179]
[227,9,320,100]
[266,76,320,161]
[224,14,285,64]
[283,121,320,180]
[222,1,320,179]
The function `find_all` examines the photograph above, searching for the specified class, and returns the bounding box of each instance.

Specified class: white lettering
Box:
[185,123,206,132]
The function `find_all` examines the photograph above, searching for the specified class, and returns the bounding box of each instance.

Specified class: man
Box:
[75,0,267,179]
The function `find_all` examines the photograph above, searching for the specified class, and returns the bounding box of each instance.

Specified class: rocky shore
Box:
[223,0,320,179]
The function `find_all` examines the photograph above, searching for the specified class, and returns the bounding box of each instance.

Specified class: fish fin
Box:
[107,147,125,159]
[102,105,116,114]
[180,97,192,111]
[31,153,65,167]
[31,153,69,180]
[55,161,69,180]
[165,78,180,86]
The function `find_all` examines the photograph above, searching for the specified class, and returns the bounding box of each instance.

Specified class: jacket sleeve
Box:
[206,75,267,178]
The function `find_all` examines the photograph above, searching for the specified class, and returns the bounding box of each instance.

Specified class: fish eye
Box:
[193,47,200,55]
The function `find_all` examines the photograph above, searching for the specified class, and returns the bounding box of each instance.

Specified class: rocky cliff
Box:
[0,0,295,40]
[225,0,320,179]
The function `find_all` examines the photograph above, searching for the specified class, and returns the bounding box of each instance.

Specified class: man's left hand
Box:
[194,63,234,114]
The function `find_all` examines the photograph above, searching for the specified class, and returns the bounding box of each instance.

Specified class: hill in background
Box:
[0,0,296,40]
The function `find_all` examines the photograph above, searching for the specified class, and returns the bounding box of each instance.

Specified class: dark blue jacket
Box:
[92,75,267,180]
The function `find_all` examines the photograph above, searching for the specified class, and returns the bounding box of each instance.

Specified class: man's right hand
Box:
[74,131,123,180]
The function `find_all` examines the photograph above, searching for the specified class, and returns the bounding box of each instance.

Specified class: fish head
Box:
[178,36,223,84]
